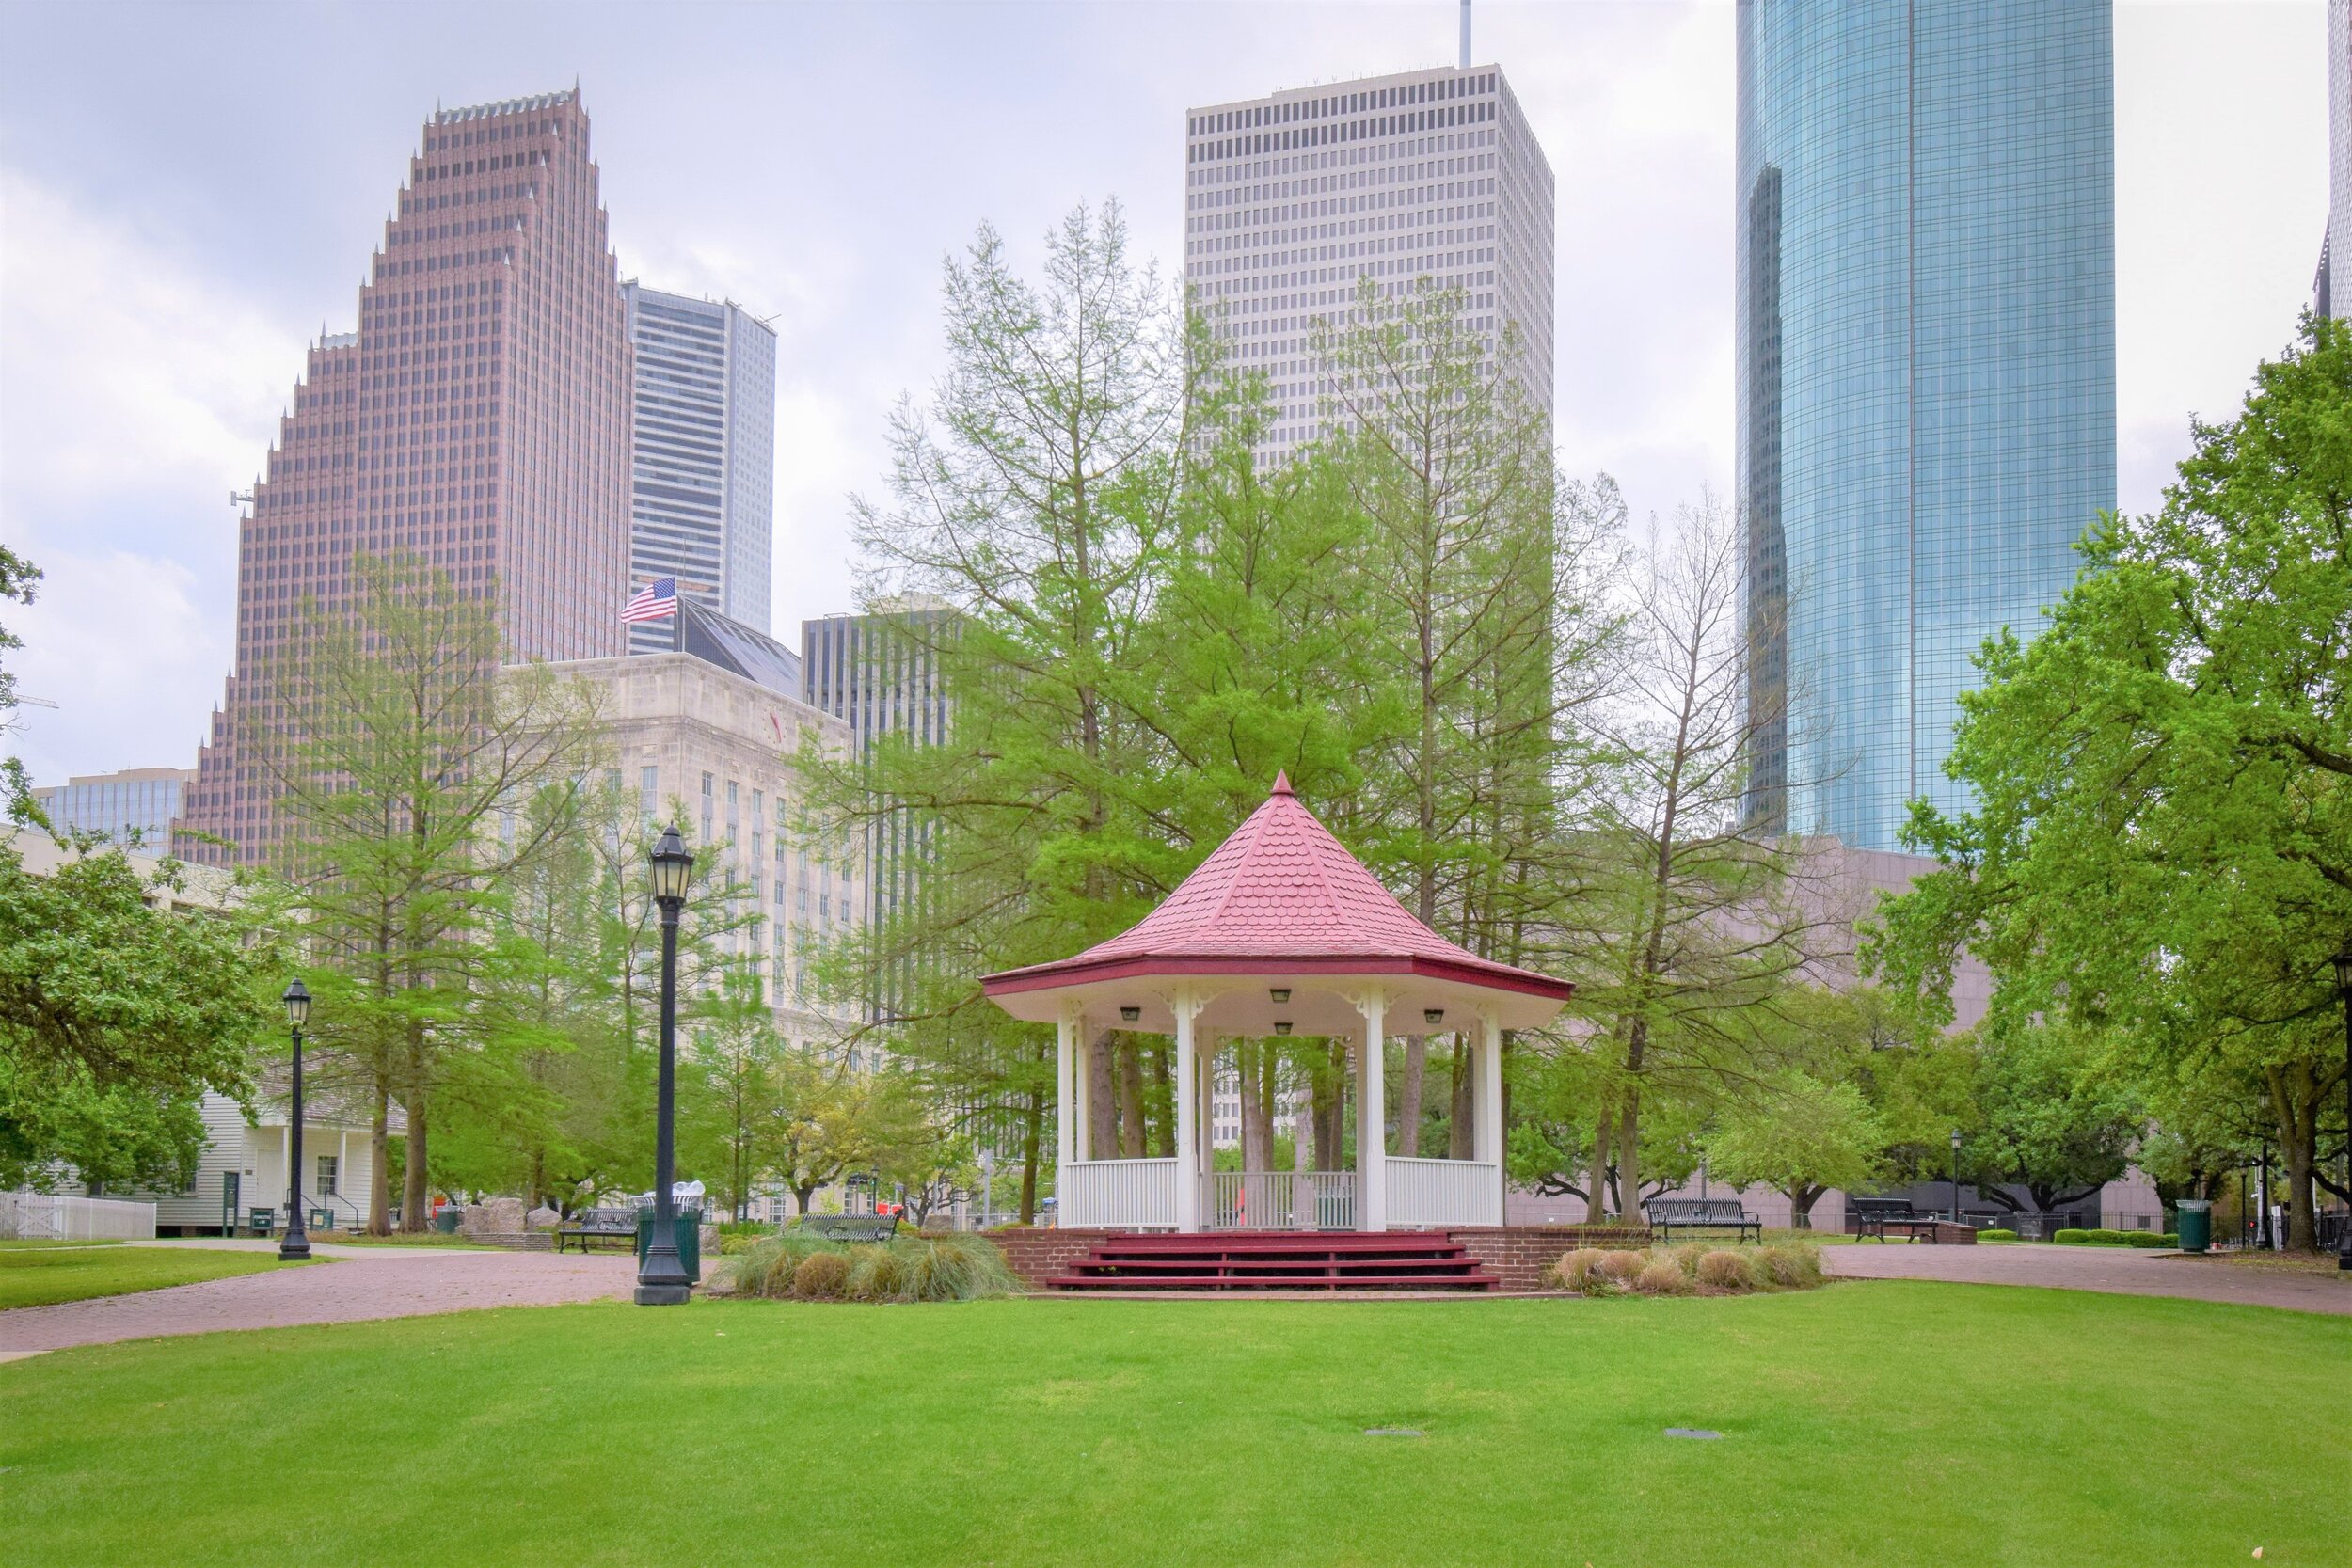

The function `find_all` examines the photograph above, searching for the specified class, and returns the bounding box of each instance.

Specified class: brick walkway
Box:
[0,1244,637,1357]
[1823,1242,2352,1315]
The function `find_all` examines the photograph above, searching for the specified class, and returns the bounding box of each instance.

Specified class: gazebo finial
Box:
[1271,769,1294,797]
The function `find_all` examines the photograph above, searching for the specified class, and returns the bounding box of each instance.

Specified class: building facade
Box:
[176,90,633,864]
[32,767,193,846]
[1183,62,1554,466]
[1738,0,2116,850]
[621,283,777,654]
[551,648,862,1052]
[2325,0,2350,318]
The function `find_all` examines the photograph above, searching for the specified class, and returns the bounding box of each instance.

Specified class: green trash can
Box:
[2174,1199,2211,1254]
[432,1208,461,1234]
[635,1207,702,1284]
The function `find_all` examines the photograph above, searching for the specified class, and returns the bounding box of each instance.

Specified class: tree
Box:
[1564,495,1824,1217]
[0,838,277,1190]
[681,962,789,1222]
[1703,1072,1883,1228]
[260,553,602,1231]
[1952,1023,2140,1216]
[0,544,41,824]
[866,1069,977,1228]
[1872,316,2352,1248]
[757,1051,874,1220]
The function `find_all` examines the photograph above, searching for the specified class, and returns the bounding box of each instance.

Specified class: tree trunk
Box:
[1018,1082,1041,1224]
[1616,1092,1642,1227]
[1240,1038,1272,1174]
[1586,1097,1613,1222]
[1147,1042,1174,1158]
[1786,1183,1821,1229]
[794,1182,818,1216]
[1398,1035,1426,1156]
[367,1084,391,1237]
[2265,1060,2322,1251]
[1447,1036,1474,1159]
[1086,1027,1115,1163]
[1117,1038,1146,1159]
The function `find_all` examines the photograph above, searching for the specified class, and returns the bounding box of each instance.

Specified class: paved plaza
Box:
[1821,1241,2351,1315]
[0,1241,635,1358]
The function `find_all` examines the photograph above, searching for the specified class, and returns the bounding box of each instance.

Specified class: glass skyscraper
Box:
[1738,0,2115,849]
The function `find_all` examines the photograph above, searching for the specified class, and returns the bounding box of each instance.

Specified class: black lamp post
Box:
[636,827,695,1307]
[279,980,312,1262]
[1948,1128,1963,1227]
[2333,953,2352,1271]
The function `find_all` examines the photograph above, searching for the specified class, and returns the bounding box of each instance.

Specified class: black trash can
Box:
[635,1207,702,1284]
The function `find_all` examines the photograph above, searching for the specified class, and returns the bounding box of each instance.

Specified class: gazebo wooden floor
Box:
[1046,1231,1499,1292]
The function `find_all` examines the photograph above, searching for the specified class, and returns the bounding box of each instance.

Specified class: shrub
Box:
[1756,1243,1822,1288]
[1976,1228,2017,1243]
[1635,1259,1688,1295]
[2052,1228,2091,1245]
[2054,1227,2175,1248]
[1550,1247,1607,1292]
[790,1249,851,1299]
[715,1219,775,1239]
[1695,1250,1750,1291]
[1668,1243,1708,1278]
[890,1234,1020,1302]
[1596,1249,1647,1283]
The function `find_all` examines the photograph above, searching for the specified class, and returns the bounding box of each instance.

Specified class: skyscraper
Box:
[32,766,195,846]
[1738,0,2116,849]
[2323,0,2350,318]
[1183,60,1554,464]
[621,284,777,654]
[176,90,633,864]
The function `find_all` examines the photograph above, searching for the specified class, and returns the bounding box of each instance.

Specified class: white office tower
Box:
[2327,0,2351,317]
[1183,63,1555,464]
[622,282,778,653]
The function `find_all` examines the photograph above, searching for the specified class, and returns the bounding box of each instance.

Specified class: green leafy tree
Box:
[1872,316,2352,1248]
[0,544,42,824]
[0,840,278,1190]
[1703,1072,1883,1228]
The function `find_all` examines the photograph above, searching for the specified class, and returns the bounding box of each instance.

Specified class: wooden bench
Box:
[788,1213,898,1243]
[1642,1197,1762,1243]
[1850,1197,1942,1242]
[556,1207,639,1253]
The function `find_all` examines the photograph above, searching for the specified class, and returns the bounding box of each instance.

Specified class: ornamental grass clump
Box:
[1596,1249,1647,1285]
[1696,1250,1751,1291]
[1756,1243,1822,1289]
[791,1249,851,1300]
[846,1245,908,1302]
[1550,1247,1607,1292]
[1635,1259,1688,1295]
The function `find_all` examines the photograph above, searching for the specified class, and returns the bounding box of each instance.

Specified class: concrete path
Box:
[1824,1242,2352,1316]
[0,1245,636,1358]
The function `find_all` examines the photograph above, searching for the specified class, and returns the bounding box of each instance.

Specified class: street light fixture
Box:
[1949,1128,1963,1227]
[278,980,312,1262]
[2333,954,2352,1271]
[636,827,695,1307]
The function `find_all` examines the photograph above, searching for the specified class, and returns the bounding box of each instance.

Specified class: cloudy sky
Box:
[0,0,2328,788]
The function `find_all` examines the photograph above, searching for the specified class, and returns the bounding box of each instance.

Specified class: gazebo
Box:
[983,774,1573,1233]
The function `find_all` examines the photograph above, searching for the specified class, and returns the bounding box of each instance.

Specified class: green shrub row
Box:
[2052,1227,2177,1248]
[1976,1227,2018,1242]
[718,1232,1016,1303]
[1545,1242,1824,1297]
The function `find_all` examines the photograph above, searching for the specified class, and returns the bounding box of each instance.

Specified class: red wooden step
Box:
[1046,1273,1499,1291]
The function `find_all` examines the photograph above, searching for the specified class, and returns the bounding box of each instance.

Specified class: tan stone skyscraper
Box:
[177,90,632,864]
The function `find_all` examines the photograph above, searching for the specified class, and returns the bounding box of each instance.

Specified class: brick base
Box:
[985,1226,1663,1293]
[1450,1227,1656,1291]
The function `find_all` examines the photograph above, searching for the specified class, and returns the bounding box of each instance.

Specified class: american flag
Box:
[621,577,677,624]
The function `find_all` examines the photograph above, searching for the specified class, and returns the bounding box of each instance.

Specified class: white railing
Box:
[1058,1159,1179,1229]
[1383,1158,1500,1228]
[0,1191,159,1241]
[1203,1171,1357,1231]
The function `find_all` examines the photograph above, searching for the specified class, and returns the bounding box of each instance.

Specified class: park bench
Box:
[1642,1197,1761,1243]
[556,1207,639,1253]
[1850,1197,1942,1243]
[789,1213,898,1243]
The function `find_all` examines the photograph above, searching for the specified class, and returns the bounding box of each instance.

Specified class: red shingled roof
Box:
[982,773,1571,1000]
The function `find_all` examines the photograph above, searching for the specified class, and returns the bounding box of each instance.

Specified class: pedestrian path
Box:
[1823,1241,2350,1315]
[0,1245,635,1358]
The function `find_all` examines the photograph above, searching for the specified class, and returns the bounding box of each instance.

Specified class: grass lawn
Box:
[0,1238,125,1250]
[2,1284,2344,1566]
[0,1245,313,1308]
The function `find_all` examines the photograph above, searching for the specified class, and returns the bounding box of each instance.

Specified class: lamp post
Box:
[635,827,694,1307]
[1949,1128,1963,1227]
[2334,954,2352,1270]
[279,981,312,1262]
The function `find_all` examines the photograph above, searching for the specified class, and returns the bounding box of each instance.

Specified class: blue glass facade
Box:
[1738,0,2115,849]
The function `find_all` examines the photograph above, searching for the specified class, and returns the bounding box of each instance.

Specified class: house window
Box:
[316,1154,340,1196]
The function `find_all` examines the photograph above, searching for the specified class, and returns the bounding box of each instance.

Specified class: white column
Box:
[1173,992,1202,1232]
[1356,992,1387,1231]
[1479,1009,1504,1225]
[1055,1009,1077,1172]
